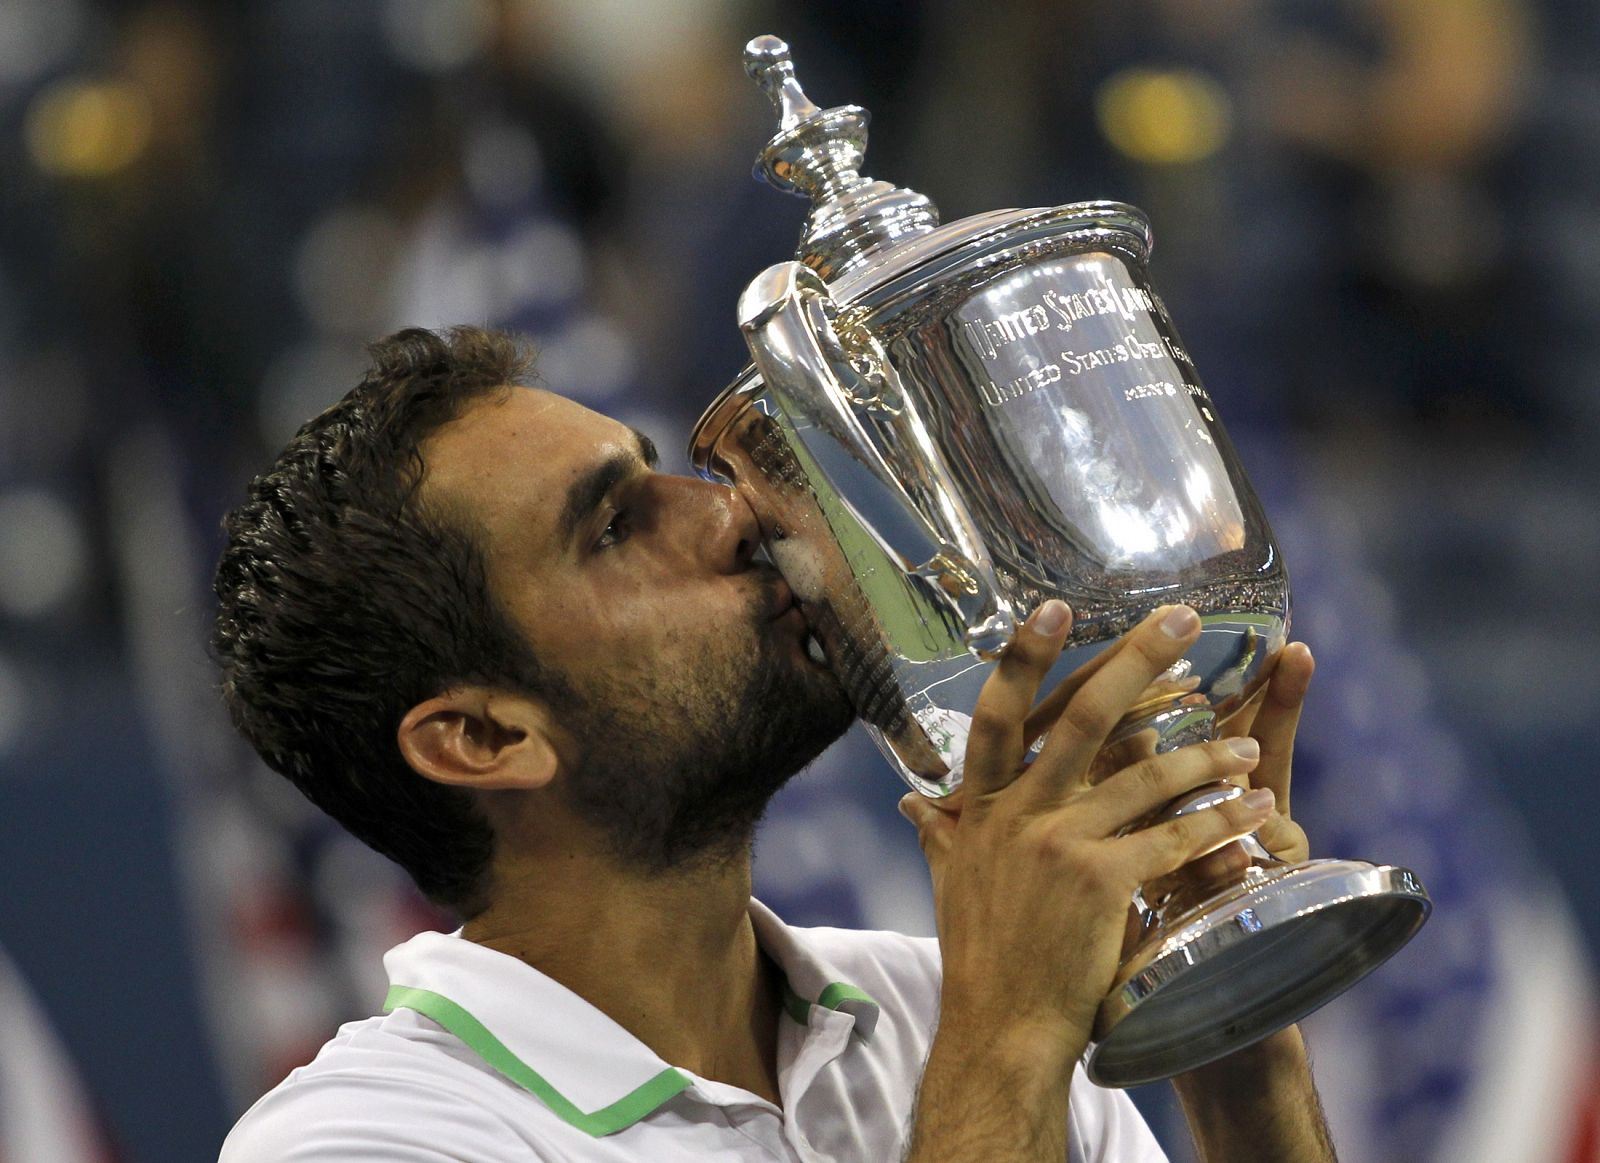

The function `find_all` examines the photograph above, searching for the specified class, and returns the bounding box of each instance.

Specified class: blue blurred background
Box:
[0,1,1597,1160]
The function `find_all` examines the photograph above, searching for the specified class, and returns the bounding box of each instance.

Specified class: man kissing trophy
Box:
[692,36,1431,1087]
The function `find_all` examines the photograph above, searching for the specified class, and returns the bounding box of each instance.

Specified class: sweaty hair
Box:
[213,325,560,917]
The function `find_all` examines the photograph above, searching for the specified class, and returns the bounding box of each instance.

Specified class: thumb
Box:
[898,792,958,867]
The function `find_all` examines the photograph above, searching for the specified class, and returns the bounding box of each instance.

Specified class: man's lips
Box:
[764,574,799,622]
[756,572,828,665]
[774,591,807,628]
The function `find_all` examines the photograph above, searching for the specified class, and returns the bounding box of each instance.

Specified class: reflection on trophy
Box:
[690,36,1431,1086]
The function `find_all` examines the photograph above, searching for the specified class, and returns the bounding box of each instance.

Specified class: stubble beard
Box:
[558,580,855,874]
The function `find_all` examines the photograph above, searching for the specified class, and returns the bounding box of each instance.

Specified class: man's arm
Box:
[1172,1027,1337,1163]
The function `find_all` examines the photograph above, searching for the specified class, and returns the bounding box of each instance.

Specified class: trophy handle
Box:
[737,261,1014,655]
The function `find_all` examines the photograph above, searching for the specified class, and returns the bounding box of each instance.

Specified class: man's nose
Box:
[662,475,761,573]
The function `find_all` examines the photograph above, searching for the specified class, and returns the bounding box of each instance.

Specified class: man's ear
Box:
[397,688,562,791]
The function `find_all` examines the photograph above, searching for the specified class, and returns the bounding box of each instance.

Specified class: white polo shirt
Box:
[220,901,1167,1162]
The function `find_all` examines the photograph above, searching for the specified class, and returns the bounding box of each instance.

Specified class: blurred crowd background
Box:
[0,1,1596,1160]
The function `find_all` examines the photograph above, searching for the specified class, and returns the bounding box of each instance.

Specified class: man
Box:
[214,325,1334,1161]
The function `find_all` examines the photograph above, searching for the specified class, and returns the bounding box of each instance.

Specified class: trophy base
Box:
[1086,858,1430,1087]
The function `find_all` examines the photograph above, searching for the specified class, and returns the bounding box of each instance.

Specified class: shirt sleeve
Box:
[1066,1064,1170,1163]
[218,1073,556,1163]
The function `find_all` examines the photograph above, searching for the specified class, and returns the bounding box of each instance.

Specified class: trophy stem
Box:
[1112,695,1283,892]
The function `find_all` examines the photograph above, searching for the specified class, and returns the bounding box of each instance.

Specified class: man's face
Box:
[421,386,853,870]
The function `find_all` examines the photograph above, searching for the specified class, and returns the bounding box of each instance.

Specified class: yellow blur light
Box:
[1095,68,1234,166]
[25,78,153,179]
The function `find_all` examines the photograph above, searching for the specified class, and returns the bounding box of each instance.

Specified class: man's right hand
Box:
[900,600,1273,1163]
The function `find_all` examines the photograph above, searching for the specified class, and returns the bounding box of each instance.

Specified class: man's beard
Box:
[558,578,854,873]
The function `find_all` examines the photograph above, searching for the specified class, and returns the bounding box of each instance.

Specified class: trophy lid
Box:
[697,35,1157,477]
[745,36,940,282]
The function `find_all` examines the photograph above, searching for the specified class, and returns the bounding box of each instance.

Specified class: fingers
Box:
[905,735,1263,857]
[1255,807,1311,865]
[1245,642,1313,816]
[1075,735,1262,836]
[1115,786,1276,880]
[898,792,960,884]
[1154,839,1254,893]
[1020,640,1119,749]
[1024,605,1202,798]
[963,600,1073,796]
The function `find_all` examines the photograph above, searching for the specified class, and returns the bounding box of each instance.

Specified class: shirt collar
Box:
[381,899,880,1138]
[747,899,880,1039]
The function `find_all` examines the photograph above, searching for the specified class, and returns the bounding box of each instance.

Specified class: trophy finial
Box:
[743,34,939,280]
[743,36,821,132]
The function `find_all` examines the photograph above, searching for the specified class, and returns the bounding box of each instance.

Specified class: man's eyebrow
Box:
[557,429,658,549]
[635,429,659,469]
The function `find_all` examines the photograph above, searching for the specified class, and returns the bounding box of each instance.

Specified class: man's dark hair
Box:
[213,325,561,917]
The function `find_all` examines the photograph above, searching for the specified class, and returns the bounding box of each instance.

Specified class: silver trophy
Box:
[690,36,1431,1085]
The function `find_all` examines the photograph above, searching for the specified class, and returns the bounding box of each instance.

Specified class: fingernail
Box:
[1160,605,1200,638]
[897,794,918,821]
[1241,788,1275,812]
[1226,737,1260,761]
[1031,599,1069,636]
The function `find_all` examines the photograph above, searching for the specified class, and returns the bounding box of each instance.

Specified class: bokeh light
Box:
[1095,67,1234,166]
[535,313,635,402]
[463,121,545,210]
[498,219,584,309]
[291,208,404,337]
[0,0,87,86]
[0,487,88,618]
[380,0,493,74]
[257,340,372,449]
[24,77,153,179]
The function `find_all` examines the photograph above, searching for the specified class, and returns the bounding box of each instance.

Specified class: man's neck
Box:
[462,850,784,1105]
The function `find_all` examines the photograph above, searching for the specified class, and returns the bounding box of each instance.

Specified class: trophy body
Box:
[691,38,1430,1085]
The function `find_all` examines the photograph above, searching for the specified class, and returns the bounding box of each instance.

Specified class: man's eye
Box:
[595,510,631,550]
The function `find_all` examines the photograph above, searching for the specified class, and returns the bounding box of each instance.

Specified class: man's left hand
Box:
[1168,640,1339,1163]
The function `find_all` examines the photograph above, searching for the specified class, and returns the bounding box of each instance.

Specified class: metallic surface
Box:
[691,34,1431,1085]
[743,35,940,282]
[1090,861,1431,1084]
[701,211,1285,797]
